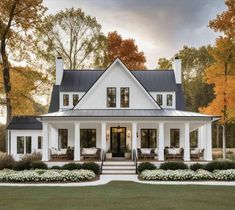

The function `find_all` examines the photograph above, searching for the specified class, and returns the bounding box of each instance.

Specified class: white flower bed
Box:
[0,169,96,182]
[140,169,235,181]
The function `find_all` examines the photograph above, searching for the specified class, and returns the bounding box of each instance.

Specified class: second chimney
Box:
[172,56,182,84]
[55,57,64,85]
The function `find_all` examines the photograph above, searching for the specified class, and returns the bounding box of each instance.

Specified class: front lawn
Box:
[0,181,235,210]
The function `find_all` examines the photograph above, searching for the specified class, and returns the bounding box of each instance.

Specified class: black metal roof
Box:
[7,116,42,130]
[48,85,60,113]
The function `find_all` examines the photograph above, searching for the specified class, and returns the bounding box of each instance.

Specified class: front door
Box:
[110,127,126,157]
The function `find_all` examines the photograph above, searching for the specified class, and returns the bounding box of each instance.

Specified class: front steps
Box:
[102,161,136,175]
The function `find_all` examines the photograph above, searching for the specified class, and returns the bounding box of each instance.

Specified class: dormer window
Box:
[107,87,116,107]
[156,94,163,106]
[73,94,79,106]
[63,94,69,106]
[166,94,173,106]
[120,87,129,108]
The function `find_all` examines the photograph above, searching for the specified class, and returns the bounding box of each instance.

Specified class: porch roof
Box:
[41,109,217,119]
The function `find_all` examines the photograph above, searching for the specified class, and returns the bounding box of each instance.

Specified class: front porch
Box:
[41,120,213,162]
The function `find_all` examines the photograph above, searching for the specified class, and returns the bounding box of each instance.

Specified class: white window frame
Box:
[17,136,32,155]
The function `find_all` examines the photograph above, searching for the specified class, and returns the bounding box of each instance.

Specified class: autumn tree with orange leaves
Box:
[199,0,235,158]
[106,31,146,70]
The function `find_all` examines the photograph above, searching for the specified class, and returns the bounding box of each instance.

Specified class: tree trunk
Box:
[222,124,226,160]
[216,123,220,148]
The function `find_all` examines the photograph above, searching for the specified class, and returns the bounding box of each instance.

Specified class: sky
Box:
[44,0,226,69]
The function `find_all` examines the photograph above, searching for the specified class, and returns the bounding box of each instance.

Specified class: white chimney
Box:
[172,56,182,84]
[55,56,64,85]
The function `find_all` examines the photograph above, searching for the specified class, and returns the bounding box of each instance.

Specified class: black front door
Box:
[110,127,126,157]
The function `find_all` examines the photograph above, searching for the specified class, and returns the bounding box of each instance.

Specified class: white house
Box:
[7,57,217,166]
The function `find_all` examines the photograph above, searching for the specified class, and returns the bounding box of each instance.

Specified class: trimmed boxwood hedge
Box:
[82,162,100,175]
[61,163,82,170]
[159,162,188,170]
[189,163,205,171]
[137,162,156,173]
[31,161,48,169]
[204,160,235,172]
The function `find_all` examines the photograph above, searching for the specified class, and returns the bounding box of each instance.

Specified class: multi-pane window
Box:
[80,129,96,148]
[58,129,68,149]
[17,136,32,154]
[38,136,42,149]
[73,94,79,106]
[166,94,173,106]
[141,129,157,148]
[120,87,129,107]
[170,129,180,148]
[63,94,69,106]
[107,87,116,107]
[156,94,163,106]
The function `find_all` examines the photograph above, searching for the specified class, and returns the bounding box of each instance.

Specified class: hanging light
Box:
[117,124,122,133]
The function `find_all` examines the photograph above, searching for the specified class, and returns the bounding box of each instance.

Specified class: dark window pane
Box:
[156,94,162,106]
[121,87,129,107]
[38,136,42,149]
[63,94,69,106]
[141,129,157,148]
[58,129,68,149]
[73,94,79,106]
[107,87,116,107]
[26,136,32,154]
[170,129,180,148]
[17,136,24,154]
[167,94,173,106]
[80,129,96,148]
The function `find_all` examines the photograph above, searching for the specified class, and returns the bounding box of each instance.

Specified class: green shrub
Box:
[0,153,15,170]
[82,162,100,175]
[31,161,48,169]
[204,160,235,172]
[62,163,82,170]
[137,162,156,174]
[190,163,205,171]
[160,162,188,170]
[50,166,62,170]
[13,160,32,171]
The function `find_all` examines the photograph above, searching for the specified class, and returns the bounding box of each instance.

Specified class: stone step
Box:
[103,161,135,166]
[102,170,136,174]
[102,165,136,170]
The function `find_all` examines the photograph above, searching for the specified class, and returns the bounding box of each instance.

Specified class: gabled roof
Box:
[7,116,42,130]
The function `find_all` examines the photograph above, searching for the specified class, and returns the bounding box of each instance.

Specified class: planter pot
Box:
[106,153,112,160]
[125,152,131,159]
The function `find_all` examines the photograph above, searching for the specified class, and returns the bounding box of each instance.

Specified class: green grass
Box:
[0,181,235,210]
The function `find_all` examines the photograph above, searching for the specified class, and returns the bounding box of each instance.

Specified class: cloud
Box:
[43,0,226,68]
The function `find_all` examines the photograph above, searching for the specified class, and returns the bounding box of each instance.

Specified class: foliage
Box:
[50,166,62,170]
[13,160,32,171]
[157,57,172,69]
[106,31,146,70]
[189,163,205,171]
[61,163,82,171]
[0,153,15,170]
[31,161,48,170]
[204,160,235,172]
[0,124,6,152]
[82,162,100,175]
[0,169,95,182]
[137,162,156,173]
[21,152,42,162]
[159,162,188,170]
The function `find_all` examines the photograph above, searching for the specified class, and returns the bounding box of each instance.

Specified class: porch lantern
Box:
[116,124,122,133]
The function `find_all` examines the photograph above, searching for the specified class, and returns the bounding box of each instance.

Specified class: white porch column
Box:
[158,122,164,161]
[132,122,137,154]
[74,122,80,161]
[205,122,213,161]
[101,122,106,151]
[42,122,49,161]
[184,122,190,161]
[198,126,204,149]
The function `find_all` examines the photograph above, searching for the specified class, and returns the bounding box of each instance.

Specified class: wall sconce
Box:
[127,130,131,138]
[106,130,110,141]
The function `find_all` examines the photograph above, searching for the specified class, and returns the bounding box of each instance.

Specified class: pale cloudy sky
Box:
[44,0,226,68]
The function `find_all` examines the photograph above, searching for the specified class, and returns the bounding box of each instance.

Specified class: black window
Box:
[58,129,68,149]
[17,136,24,154]
[107,87,116,107]
[26,137,32,154]
[141,129,157,148]
[63,94,69,106]
[73,94,79,106]
[80,129,96,148]
[156,94,163,106]
[170,129,180,148]
[38,136,42,149]
[120,87,129,107]
[167,94,173,106]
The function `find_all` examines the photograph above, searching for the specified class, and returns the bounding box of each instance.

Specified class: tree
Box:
[35,7,106,71]
[157,58,172,69]
[106,31,146,70]
[0,0,46,126]
[200,0,235,159]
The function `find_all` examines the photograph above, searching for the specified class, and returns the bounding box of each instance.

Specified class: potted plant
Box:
[124,144,131,159]
[106,149,112,160]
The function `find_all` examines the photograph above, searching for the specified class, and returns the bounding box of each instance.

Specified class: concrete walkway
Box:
[1,175,235,187]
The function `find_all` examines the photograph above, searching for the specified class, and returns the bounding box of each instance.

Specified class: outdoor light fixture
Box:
[116,124,122,133]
